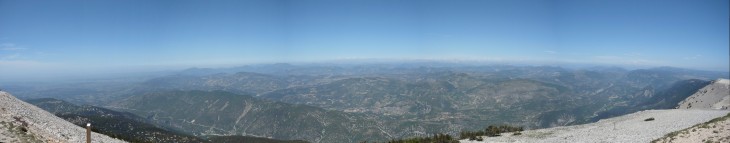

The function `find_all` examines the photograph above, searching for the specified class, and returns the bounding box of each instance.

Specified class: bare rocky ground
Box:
[0,91,125,143]
[650,78,730,143]
[678,79,730,110]
[460,109,729,143]
[652,113,730,143]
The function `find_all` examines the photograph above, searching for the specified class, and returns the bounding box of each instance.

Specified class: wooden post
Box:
[86,123,91,143]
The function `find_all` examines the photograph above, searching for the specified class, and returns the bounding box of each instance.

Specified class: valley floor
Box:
[460,109,729,143]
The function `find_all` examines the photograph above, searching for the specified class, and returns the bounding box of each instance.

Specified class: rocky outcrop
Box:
[0,91,125,143]
[677,79,730,110]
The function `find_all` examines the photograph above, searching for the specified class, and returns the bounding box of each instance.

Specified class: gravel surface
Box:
[460,109,730,143]
[0,91,126,143]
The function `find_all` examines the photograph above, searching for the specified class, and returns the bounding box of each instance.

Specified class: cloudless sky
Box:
[0,0,728,79]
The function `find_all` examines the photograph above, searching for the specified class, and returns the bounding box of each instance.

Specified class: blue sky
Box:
[0,0,728,78]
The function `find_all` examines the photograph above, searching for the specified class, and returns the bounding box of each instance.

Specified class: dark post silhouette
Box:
[86,123,91,143]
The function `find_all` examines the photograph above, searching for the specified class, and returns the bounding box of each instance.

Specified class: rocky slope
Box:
[0,91,124,143]
[459,109,729,143]
[27,98,207,143]
[460,80,730,143]
[27,98,315,143]
[677,78,730,110]
[649,79,730,143]
[652,113,730,143]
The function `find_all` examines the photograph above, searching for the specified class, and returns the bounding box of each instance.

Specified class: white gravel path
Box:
[460,109,730,143]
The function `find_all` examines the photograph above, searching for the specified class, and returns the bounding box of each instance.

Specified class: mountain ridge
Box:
[27,98,208,143]
[677,78,730,110]
[3,64,728,143]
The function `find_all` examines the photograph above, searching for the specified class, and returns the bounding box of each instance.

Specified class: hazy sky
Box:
[0,0,728,79]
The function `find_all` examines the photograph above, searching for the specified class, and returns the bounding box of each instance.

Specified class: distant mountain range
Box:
[3,64,728,143]
[463,78,730,143]
[109,90,390,142]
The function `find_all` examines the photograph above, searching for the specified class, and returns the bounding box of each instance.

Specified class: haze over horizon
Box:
[0,0,728,80]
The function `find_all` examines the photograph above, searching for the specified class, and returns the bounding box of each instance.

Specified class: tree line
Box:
[459,125,524,141]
